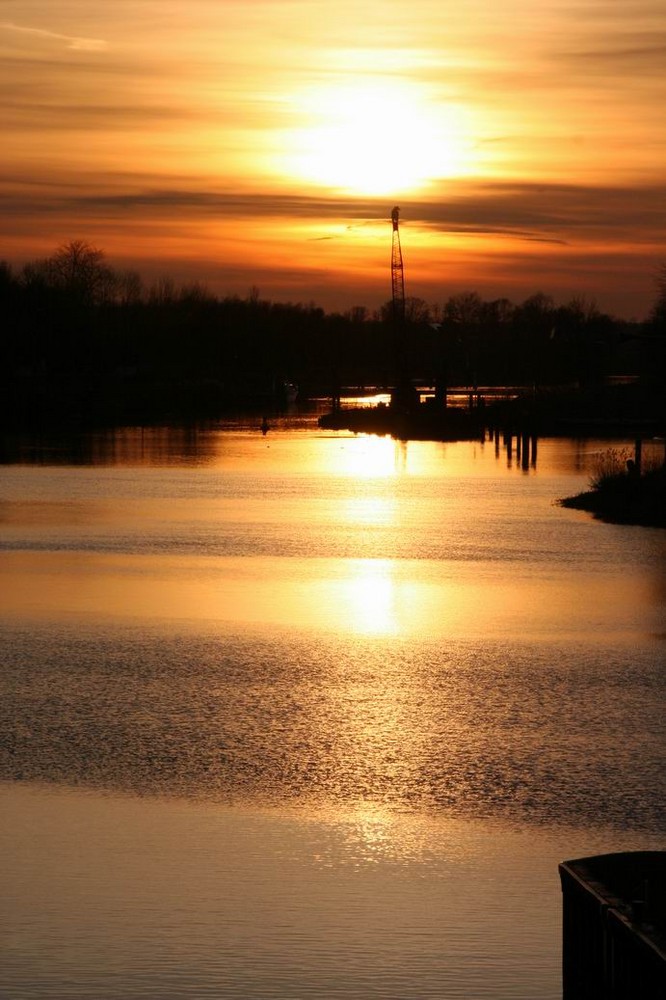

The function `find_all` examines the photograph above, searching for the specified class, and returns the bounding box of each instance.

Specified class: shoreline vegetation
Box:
[559,447,666,528]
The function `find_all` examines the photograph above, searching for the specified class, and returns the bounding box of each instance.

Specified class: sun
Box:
[281,79,470,196]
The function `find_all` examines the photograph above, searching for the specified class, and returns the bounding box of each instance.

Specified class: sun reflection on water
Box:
[305,800,484,872]
[342,495,396,526]
[346,559,397,635]
[335,802,402,867]
[326,434,408,478]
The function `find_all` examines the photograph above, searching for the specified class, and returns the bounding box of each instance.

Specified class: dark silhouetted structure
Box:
[559,852,665,999]
[390,206,405,327]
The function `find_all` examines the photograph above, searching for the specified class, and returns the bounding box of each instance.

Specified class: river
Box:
[1,420,664,999]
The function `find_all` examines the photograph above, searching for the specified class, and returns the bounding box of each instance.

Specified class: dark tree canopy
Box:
[0,242,663,427]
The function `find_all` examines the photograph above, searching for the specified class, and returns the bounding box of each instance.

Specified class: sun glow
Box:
[283,80,471,195]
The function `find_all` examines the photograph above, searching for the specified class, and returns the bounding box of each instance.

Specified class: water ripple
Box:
[2,623,663,831]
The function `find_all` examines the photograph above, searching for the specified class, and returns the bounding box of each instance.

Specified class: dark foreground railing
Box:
[559,852,666,999]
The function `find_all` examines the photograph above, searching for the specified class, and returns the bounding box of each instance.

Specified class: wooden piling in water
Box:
[635,438,643,474]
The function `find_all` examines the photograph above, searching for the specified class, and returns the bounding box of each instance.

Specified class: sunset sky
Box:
[2,0,665,317]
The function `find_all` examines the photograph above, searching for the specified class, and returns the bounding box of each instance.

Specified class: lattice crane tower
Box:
[391,206,405,326]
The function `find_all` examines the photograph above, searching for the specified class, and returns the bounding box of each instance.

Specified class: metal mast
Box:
[390,206,405,325]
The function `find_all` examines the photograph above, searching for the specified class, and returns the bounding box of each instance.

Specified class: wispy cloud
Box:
[556,35,666,76]
[1,176,664,248]
[0,21,106,52]
[412,181,666,239]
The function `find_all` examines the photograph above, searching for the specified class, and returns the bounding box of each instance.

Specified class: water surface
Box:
[1,425,664,999]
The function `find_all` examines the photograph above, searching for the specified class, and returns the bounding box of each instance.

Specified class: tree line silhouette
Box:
[1,241,664,427]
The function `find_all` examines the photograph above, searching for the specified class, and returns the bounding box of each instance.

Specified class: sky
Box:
[1,0,665,318]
